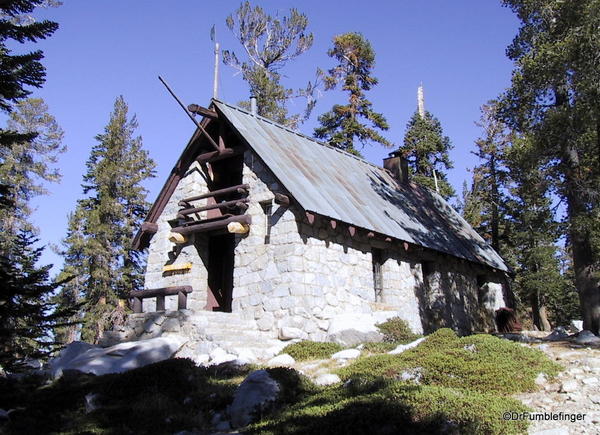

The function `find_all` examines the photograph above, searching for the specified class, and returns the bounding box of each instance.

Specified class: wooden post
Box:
[178,291,187,310]
[156,295,165,311]
[133,297,142,313]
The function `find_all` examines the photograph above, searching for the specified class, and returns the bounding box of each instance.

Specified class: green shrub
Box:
[338,329,562,394]
[361,341,398,354]
[280,341,344,361]
[376,317,421,343]
[248,378,529,435]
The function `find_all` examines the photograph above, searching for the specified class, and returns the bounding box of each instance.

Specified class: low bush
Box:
[376,317,421,343]
[361,341,398,354]
[339,328,562,394]
[280,341,343,361]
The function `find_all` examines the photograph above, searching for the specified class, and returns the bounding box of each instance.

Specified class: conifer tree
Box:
[505,139,565,331]
[57,96,155,343]
[0,97,65,251]
[223,1,318,128]
[314,32,390,156]
[462,102,511,254]
[0,230,76,372]
[399,108,454,199]
[501,0,600,333]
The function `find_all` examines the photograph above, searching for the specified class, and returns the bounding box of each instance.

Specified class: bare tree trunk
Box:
[530,292,551,331]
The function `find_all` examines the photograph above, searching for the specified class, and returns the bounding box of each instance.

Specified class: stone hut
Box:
[131,99,510,343]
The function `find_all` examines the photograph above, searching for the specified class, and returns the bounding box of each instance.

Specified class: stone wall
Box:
[144,161,210,312]
[143,147,507,340]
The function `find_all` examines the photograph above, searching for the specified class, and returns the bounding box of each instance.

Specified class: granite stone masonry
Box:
[136,147,508,344]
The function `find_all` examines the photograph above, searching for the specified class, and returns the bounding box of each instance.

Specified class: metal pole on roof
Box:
[417,83,425,118]
[211,25,219,99]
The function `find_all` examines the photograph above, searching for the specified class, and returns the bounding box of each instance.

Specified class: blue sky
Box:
[24,1,519,272]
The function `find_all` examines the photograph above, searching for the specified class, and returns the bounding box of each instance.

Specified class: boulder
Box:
[574,330,600,346]
[388,337,426,355]
[331,349,361,360]
[326,314,383,346]
[314,374,341,386]
[228,370,280,428]
[49,336,186,377]
[267,354,295,367]
[544,327,570,342]
[278,327,306,341]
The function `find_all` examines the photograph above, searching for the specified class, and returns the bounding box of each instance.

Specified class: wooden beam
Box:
[330,220,337,230]
[367,232,375,238]
[274,193,290,206]
[177,198,250,218]
[348,225,356,237]
[187,104,218,119]
[141,222,158,233]
[385,237,392,242]
[172,215,252,236]
[130,286,193,299]
[306,212,315,224]
[403,241,409,251]
[178,184,249,206]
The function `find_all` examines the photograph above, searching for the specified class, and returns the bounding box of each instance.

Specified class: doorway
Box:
[206,234,235,312]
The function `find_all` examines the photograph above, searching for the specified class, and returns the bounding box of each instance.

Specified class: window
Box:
[260,201,273,244]
[372,248,383,302]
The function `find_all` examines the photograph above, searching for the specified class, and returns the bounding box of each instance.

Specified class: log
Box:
[195,148,233,163]
[367,232,375,238]
[130,286,193,299]
[330,220,337,230]
[187,104,218,119]
[306,212,315,224]
[227,222,250,234]
[274,193,290,206]
[403,242,409,251]
[172,215,252,236]
[141,222,158,233]
[177,198,250,218]
[348,226,356,237]
[178,184,249,206]
[169,232,187,244]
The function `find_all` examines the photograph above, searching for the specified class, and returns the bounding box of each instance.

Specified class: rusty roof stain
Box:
[213,99,508,272]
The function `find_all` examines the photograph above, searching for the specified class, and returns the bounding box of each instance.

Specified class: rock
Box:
[234,349,257,365]
[388,337,426,355]
[228,370,280,428]
[574,330,600,346]
[399,368,422,384]
[570,320,583,332]
[48,337,186,377]
[559,380,579,393]
[590,395,600,405]
[331,349,361,360]
[209,348,237,365]
[544,327,570,342]
[314,374,341,386]
[463,344,476,352]
[278,327,305,341]
[267,354,295,367]
[534,373,547,386]
[161,317,181,333]
[581,377,599,386]
[531,428,570,435]
[326,314,383,346]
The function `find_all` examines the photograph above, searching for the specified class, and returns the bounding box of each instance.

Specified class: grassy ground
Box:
[0,329,562,434]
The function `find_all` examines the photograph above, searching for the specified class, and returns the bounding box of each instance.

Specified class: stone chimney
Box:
[383,151,409,184]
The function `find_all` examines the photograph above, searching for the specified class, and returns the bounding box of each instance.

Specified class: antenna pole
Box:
[417,84,425,118]
[158,76,220,152]
[213,41,220,99]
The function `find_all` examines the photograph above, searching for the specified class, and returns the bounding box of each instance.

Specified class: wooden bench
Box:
[129,286,193,313]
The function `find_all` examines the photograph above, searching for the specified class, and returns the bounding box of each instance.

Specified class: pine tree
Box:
[0,0,59,215]
[463,102,511,254]
[399,108,454,199]
[501,0,600,334]
[223,1,318,128]
[314,32,390,156]
[0,229,77,372]
[0,97,65,251]
[57,96,155,343]
[505,138,564,331]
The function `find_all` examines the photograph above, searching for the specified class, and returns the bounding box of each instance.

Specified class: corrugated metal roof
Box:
[213,100,508,272]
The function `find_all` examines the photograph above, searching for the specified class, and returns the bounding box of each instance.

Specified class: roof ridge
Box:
[211,98,384,171]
